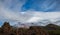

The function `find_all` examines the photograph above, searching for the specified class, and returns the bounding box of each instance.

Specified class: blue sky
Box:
[22,0,60,11]
[0,0,60,26]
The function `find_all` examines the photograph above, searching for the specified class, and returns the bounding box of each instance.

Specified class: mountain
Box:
[45,24,60,30]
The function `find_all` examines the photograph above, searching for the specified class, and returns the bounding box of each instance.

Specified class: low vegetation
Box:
[0,22,60,35]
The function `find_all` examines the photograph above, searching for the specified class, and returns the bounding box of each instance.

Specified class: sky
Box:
[0,0,60,26]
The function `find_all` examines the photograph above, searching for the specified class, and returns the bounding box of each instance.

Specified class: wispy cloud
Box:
[22,0,60,11]
[24,11,60,23]
[1,7,60,23]
[0,0,60,26]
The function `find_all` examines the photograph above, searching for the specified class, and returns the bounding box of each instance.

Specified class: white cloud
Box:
[26,17,41,22]
[24,11,60,23]
[0,0,60,26]
[0,3,22,22]
[0,6,60,23]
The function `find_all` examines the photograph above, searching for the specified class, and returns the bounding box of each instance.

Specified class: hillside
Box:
[0,22,60,35]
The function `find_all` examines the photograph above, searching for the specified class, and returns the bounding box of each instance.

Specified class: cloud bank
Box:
[0,0,60,26]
